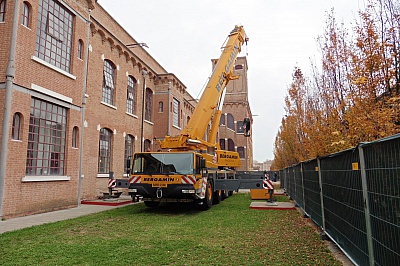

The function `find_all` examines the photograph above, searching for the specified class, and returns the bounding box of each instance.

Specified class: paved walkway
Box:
[0,202,133,234]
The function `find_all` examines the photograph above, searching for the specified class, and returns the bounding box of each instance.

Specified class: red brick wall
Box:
[1,0,90,218]
[0,0,196,218]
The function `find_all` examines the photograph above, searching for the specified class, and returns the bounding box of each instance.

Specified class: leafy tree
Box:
[273,1,400,170]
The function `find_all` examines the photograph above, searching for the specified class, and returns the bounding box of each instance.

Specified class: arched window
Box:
[227,138,235,151]
[237,147,245,159]
[144,139,151,152]
[126,75,136,114]
[21,2,30,27]
[11,112,22,140]
[158,101,163,112]
[235,64,243,70]
[98,128,113,174]
[102,60,116,105]
[72,126,79,148]
[227,113,235,131]
[219,139,226,150]
[187,116,190,124]
[0,0,6,22]
[145,88,153,121]
[77,39,84,59]
[124,134,134,173]
[220,113,225,126]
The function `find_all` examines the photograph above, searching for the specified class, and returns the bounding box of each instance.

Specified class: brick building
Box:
[0,0,196,218]
[0,0,253,218]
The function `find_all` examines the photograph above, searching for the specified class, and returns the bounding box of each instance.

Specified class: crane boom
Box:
[161,25,247,151]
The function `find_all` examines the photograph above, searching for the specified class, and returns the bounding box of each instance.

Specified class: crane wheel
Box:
[198,179,213,210]
[222,189,229,200]
[213,190,222,204]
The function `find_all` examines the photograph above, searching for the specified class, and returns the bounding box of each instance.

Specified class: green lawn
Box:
[0,193,340,266]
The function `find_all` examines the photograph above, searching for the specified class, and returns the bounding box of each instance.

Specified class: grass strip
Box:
[0,193,340,266]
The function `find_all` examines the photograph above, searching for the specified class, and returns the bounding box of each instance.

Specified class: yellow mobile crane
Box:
[116,26,259,209]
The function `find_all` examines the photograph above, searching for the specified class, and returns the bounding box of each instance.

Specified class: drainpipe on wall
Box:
[0,0,20,219]
[77,9,92,206]
[140,70,148,152]
[167,81,171,136]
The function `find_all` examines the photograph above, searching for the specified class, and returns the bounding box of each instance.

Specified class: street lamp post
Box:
[126,42,149,48]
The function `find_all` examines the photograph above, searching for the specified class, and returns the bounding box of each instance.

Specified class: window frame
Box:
[77,39,83,59]
[220,113,225,126]
[227,138,235,152]
[126,75,136,114]
[237,121,244,134]
[102,59,116,105]
[158,101,163,113]
[0,0,6,22]
[35,0,74,72]
[124,134,134,174]
[98,128,112,174]
[25,98,67,176]
[237,147,245,159]
[72,126,79,148]
[234,64,243,70]
[219,139,226,150]
[21,1,30,27]
[172,98,180,127]
[11,112,22,140]
[144,139,151,152]
[145,88,153,122]
[227,113,235,131]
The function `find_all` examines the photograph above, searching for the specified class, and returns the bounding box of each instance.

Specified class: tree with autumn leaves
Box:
[272,0,400,170]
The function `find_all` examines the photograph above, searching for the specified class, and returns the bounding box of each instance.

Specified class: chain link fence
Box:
[279,134,400,266]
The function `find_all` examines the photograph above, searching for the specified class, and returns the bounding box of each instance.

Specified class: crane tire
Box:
[198,179,213,210]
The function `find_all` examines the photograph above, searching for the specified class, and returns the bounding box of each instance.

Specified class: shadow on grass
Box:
[135,202,202,216]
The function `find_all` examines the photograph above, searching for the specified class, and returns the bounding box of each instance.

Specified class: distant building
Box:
[214,56,254,171]
[253,160,273,171]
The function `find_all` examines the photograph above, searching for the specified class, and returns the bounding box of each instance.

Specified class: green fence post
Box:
[317,158,327,240]
[300,162,306,216]
[358,145,375,266]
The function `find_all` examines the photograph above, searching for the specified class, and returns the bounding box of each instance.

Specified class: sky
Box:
[99,0,365,162]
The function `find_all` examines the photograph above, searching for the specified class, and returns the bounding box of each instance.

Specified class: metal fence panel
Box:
[302,159,323,227]
[294,164,304,208]
[279,170,285,188]
[287,167,295,201]
[280,134,400,265]
[320,149,369,265]
[362,137,400,266]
